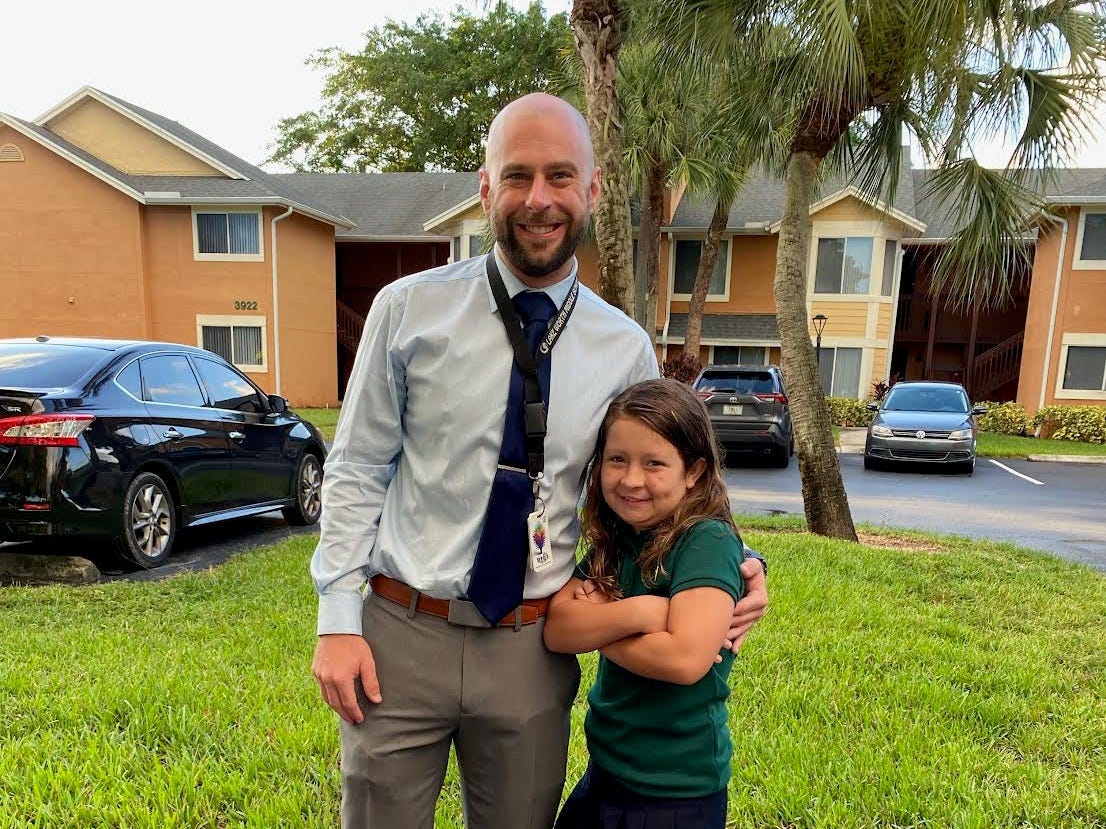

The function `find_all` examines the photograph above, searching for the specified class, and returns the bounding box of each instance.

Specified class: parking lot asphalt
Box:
[726,450,1106,572]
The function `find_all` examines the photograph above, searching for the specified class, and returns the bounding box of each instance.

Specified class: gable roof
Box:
[275,172,479,239]
[668,149,925,235]
[11,86,353,228]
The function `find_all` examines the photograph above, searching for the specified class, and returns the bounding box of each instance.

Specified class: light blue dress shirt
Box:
[311,247,659,635]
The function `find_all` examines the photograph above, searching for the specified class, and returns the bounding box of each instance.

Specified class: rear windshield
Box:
[0,344,105,389]
[883,386,968,413]
[697,371,776,394]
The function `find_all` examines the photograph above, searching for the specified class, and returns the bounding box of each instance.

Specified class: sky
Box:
[2,0,1103,172]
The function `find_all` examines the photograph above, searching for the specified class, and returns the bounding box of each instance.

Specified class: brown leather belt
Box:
[370,574,550,628]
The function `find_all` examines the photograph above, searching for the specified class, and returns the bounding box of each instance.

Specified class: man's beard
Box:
[491,209,590,278]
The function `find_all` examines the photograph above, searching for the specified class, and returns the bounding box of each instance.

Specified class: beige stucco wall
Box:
[45,98,222,176]
[0,124,149,339]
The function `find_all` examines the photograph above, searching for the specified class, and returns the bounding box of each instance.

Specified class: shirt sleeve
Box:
[310,286,407,636]
[667,520,746,603]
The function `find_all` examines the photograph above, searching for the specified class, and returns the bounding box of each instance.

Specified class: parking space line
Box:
[988,459,1045,486]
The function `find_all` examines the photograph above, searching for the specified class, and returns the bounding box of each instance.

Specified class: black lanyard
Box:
[486,253,579,487]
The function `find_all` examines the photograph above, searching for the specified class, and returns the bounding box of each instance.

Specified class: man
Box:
[311,93,768,829]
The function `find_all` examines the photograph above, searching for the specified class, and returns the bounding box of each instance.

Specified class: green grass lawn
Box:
[2,523,1104,827]
[296,407,340,441]
[978,432,1106,458]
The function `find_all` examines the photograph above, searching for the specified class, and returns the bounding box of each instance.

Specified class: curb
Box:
[1025,454,1106,464]
[0,552,101,586]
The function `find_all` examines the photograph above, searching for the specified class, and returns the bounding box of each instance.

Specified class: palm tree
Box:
[571,0,635,317]
[659,0,1106,539]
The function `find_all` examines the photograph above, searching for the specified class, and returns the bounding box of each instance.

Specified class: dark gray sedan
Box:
[864,381,986,474]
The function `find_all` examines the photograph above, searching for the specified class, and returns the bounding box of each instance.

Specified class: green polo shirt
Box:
[574,519,746,798]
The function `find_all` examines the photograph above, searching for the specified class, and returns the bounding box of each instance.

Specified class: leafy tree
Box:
[268,3,570,172]
[660,0,1106,539]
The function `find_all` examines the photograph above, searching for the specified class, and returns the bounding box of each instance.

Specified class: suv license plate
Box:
[722,404,742,415]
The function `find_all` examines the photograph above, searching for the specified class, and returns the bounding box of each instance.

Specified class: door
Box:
[191,356,289,509]
[138,353,231,517]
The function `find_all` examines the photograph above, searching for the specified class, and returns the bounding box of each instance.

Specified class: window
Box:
[814,237,873,294]
[197,316,266,372]
[1062,346,1106,391]
[193,209,262,260]
[818,347,862,398]
[466,234,486,258]
[1074,210,1106,267]
[193,357,265,412]
[115,360,142,399]
[881,240,898,296]
[713,346,767,365]
[140,355,206,407]
[452,237,462,263]
[673,239,729,297]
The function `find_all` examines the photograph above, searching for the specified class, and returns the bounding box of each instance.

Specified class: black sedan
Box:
[864,381,986,474]
[0,337,326,567]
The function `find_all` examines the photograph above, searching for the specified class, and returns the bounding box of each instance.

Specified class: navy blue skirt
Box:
[555,762,728,829]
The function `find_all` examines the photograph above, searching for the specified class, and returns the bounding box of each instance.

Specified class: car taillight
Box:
[755,393,788,404]
[0,414,95,447]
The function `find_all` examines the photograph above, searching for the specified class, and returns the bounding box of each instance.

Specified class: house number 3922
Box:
[234,300,258,310]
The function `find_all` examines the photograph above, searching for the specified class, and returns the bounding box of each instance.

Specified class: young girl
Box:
[544,378,746,829]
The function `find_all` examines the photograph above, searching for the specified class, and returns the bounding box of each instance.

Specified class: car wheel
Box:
[863,455,881,471]
[956,457,976,475]
[113,471,176,568]
[770,444,790,468]
[283,452,323,526]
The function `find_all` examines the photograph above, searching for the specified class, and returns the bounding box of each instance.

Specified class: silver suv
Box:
[693,365,794,467]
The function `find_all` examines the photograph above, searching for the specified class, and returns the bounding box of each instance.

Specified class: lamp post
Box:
[812,313,828,368]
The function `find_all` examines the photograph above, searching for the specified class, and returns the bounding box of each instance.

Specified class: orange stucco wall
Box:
[0,125,149,339]
[141,206,338,406]
[1019,208,1106,413]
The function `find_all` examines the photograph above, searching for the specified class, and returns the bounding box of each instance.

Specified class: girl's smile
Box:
[600,416,705,531]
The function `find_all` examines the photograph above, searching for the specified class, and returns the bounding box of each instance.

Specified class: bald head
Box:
[484,93,595,177]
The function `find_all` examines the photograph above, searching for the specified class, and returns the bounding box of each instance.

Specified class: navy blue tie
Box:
[468,291,557,625]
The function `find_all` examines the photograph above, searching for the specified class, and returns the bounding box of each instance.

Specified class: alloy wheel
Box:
[131,482,173,560]
[299,456,323,520]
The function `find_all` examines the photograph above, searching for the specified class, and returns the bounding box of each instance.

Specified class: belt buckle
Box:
[446,598,492,628]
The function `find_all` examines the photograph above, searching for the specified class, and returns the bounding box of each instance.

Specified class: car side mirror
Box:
[866,402,878,411]
[972,405,987,415]
[267,394,288,414]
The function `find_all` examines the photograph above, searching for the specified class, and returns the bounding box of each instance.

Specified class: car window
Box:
[115,360,142,399]
[0,343,104,388]
[883,387,968,413]
[140,354,206,407]
[193,357,264,413]
[698,371,776,395]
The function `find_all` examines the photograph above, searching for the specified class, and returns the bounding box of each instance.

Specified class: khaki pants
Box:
[340,591,581,829]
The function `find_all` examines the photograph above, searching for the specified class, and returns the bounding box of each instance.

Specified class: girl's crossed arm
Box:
[544,577,670,654]
[599,586,736,685]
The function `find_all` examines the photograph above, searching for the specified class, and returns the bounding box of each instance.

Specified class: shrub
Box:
[662,352,703,385]
[827,397,875,427]
[976,401,1030,435]
[1032,405,1106,443]
[871,374,900,401]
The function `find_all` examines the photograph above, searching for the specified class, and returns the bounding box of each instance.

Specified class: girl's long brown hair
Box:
[580,378,738,597]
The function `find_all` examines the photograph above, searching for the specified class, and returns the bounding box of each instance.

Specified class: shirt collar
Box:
[489,245,578,311]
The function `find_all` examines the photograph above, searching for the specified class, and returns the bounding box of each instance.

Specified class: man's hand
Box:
[725,558,768,654]
[573,580,613,604]
[312,634,380,725]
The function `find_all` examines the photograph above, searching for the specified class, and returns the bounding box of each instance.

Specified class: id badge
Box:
[528,504,553,572]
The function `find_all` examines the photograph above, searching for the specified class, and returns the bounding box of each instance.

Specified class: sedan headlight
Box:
[948,428,973,440]
[871,424,893,437]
